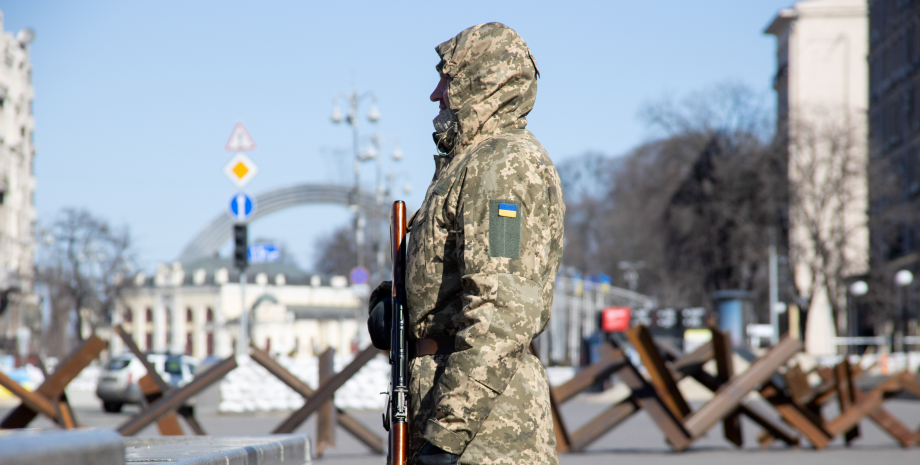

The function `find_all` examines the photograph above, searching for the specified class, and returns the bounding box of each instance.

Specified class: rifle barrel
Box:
[388,200,409,465]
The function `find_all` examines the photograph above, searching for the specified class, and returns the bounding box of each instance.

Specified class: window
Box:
[146,308,153,322]
[145,333,153,350]
[206,307,213,323]
[186,333,193,355]
[124,308,133,323]
[165,359,182,375]
[105,359,130,370]
[186,308,193,322]
[207,333,214,356]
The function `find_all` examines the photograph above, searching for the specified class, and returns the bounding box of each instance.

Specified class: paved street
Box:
[3,393,920,464]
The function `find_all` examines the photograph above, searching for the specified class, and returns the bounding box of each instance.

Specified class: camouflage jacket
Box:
[405,23,565,456]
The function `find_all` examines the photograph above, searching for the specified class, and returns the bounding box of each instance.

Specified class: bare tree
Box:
[559,82,785,316]
[638,80,772,140]
[36,209,134,357]
[312,225,377,277]
[785,111,868,336]
[663,132,784,310]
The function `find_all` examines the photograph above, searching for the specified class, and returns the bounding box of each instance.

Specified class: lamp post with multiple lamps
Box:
[362,132,406,282]
[330,90,380,275]
[617,261,645,293]
[331,92,409,283]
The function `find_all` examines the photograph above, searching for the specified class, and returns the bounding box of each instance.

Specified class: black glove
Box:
[417,442,459,465]
[367,281,392,350]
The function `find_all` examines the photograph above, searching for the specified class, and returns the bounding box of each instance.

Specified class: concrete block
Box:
[125,435,312,465]
[0,428,124,465]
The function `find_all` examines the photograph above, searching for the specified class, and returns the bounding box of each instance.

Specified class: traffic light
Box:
[233,224,248,271]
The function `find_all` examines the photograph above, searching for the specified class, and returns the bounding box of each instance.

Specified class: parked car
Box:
[95,353,198,413]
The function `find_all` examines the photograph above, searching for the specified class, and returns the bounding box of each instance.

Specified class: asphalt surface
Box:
[2,394,919,464]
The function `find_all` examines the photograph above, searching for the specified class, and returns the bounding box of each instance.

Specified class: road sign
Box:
[226,122,256,151]
[228,193,255,221]
[601,306,631,333]
[349,266,369,285]
[249,243,281,263]
[223,152,259,189]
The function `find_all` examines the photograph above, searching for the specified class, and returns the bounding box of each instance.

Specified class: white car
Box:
[95,353,198,413]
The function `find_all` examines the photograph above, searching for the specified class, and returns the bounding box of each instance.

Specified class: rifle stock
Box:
[388,201,409,465]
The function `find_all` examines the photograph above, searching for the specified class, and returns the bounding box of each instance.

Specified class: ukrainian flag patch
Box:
[489,199,521,259]
[497,203,517,218]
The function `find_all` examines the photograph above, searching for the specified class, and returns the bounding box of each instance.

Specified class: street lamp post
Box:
[364,133,404,283]
[618,261,644,293]
[895,269,913,352]
[331,91,380,273]
[849,280,868,355]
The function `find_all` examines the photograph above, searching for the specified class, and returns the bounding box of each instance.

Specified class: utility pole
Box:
[769,229,779,346]
[222,122,258,358]
[895,269,913,353]
[234,224,248,357]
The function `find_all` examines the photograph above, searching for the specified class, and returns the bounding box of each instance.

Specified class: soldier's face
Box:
[430,74,450,110]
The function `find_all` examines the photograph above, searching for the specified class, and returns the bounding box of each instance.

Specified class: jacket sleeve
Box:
[424,144,550,454]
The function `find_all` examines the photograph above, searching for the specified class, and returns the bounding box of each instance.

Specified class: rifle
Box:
[385,200,409,465]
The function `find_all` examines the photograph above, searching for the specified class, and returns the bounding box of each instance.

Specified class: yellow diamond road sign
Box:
[223,152,258,189]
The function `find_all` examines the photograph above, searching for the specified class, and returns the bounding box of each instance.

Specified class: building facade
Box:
[766,0,869,354]
[0,10,36,344]
[867,0,920,348]
[114,258,365,360]
[869,1,920,262]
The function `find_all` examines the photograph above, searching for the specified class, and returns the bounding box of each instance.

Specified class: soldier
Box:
[369,22,564,465]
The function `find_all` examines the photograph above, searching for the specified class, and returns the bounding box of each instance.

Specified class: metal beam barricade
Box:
[0,335,107,430]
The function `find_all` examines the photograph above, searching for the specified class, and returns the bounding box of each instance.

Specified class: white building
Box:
[114,258,366,360]
[765,0,868,355]
[0,10,36,340]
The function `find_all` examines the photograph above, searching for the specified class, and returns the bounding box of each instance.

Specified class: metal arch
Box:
[178,184,383,263]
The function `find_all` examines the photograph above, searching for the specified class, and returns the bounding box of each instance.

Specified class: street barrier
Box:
[117,354,238,436]
[249,344,385,455]
[0,429,313,465]
[629,326,803,450]
[759,355,920,448]
[5,323,918,456]
[115,325,206,435]
[111,326,385,455]
[543,325,801,452]
[0,335,106,429]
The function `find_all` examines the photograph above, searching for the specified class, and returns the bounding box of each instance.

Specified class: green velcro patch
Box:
[433,181,449,196]
[489,199,521,259]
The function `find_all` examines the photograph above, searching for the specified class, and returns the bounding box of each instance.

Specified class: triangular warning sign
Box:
[225,122,256,152]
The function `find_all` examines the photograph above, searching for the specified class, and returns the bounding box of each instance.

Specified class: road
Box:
[2,393,919,464]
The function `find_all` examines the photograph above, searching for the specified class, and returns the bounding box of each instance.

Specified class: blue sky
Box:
[0,1,792,271]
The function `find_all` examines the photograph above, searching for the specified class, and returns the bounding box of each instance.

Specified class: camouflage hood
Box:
[435,22,539,152]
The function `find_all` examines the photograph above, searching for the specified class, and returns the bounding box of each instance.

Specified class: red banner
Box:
[601,306,632,333]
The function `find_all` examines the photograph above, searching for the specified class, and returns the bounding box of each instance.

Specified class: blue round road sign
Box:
[349,266,369,285]
[229,193,255,221]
